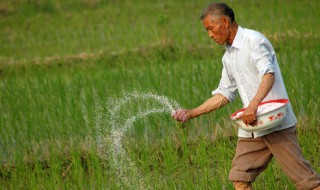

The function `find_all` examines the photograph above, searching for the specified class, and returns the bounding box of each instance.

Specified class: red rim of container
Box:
[230,99,289,120]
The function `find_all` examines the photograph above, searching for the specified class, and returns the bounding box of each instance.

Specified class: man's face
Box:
[202,15,229,45]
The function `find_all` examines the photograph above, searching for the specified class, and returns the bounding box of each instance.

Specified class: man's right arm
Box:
[172,94,229,122]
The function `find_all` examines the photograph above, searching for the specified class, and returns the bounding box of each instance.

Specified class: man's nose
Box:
[208,30,214,38]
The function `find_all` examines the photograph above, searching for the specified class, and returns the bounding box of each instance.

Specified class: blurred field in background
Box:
[0,0,319,189]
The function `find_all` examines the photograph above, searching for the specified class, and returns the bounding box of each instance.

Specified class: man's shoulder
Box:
[240,27,271,47]
[242,27,266,41]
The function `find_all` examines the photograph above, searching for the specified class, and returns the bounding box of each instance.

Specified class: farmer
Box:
[172,2,320,190]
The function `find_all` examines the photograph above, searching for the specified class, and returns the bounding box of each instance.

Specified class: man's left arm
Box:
[237,73,275,125]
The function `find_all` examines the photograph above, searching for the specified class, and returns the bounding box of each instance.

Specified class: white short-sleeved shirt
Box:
[212,26,297,138]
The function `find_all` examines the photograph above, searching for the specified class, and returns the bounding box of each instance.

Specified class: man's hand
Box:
[171,109,192,123]
[236,103,258,125]
[237,73,275,126]
[171,94,229,123]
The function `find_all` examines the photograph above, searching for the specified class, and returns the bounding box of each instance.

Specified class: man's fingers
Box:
[172,110,182,119]
[182,113,190,122]
[172,110,183,121]
[175,110,184,119]
[241,114,257,125]
[172,109,190,123]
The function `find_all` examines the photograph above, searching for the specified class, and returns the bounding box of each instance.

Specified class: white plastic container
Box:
[230,99,289,132]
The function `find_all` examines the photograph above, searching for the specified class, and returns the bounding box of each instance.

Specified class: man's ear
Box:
[221,16,230,28]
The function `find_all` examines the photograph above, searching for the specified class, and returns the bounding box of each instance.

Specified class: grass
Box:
[1,0,320,189]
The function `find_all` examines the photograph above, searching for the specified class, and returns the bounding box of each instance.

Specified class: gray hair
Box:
[200,2,235,22]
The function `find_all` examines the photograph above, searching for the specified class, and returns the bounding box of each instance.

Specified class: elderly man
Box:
[172,2,320,190]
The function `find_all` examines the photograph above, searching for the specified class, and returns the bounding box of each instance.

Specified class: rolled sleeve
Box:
[212,66,237,102]
[212,87,236,102]
[258,62,275,77]
[251,39,276,77]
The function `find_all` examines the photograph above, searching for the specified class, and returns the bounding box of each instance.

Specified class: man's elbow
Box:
[263,73,275,89]
[265,73,275,83]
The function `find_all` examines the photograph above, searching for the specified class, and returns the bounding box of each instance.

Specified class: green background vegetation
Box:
[0,0,319,189]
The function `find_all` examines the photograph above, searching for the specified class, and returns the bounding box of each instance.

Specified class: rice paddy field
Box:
[0,0,319,189]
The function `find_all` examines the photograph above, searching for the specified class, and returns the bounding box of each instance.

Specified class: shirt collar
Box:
[226,26,243,51]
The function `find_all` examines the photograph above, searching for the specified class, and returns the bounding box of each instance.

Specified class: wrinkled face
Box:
[202,15,229,45]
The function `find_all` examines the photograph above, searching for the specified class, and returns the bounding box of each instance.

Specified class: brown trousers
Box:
[228,127,320,190]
